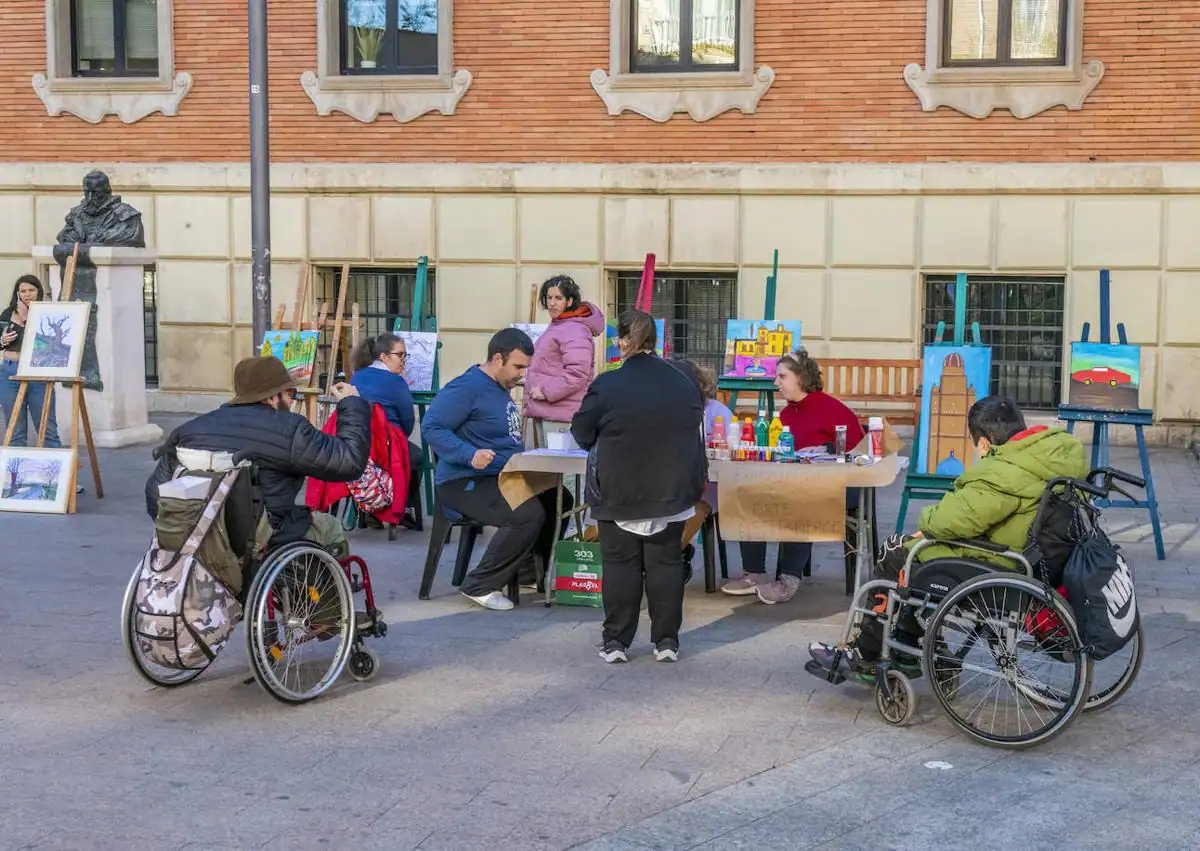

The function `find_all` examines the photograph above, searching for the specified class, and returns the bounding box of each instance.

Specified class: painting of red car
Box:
[1071,366,1132,387]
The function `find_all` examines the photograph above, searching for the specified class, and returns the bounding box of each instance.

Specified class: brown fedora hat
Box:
[229,356,297,405]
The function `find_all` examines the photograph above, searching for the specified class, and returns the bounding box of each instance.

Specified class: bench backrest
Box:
[821,358,922,422]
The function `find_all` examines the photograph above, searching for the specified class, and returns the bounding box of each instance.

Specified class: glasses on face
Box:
[385,350,407,362]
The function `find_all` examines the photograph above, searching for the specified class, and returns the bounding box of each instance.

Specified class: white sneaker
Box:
[654,645,679,663]
[599,643,628,663]
[461,590,514,611]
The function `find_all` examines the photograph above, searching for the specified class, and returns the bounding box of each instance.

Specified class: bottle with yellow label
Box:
[768,414,783,448]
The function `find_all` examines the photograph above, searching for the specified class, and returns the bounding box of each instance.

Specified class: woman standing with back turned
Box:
[571,310,707,664]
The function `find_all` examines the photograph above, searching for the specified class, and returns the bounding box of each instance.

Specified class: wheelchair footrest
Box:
[804,659,848,685]
[355,610,387,639]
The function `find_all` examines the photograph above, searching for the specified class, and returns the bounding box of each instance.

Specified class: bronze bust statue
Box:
[52,171,147,392]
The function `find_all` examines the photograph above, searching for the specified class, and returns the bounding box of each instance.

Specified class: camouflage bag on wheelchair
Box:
[132,466,245,670]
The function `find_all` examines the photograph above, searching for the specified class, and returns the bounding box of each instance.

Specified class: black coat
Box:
[570,354,707,522]
[145,398,371,545]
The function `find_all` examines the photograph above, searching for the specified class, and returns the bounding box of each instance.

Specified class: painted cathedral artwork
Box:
[722,320,803,380]
[918,346,993,477]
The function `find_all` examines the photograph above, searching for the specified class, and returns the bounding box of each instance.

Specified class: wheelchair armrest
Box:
[908,536,1034,576]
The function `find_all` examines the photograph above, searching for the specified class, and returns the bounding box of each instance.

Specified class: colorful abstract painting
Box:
[604,320,665,371]
[259,330,320,383]
[918,346,993,477]
[721,320,803,380]
[1068,342,1141,411]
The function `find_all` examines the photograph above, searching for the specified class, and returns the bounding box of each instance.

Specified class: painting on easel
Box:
[511,323,549,347]
[260,330,320,383]
[16,302,91,380]
[0,447,75,514]
[391,329,438,392]
[918,346,993,476]
[1068,342,1140,411]
[722,320,802,380]
[604,320,665,370]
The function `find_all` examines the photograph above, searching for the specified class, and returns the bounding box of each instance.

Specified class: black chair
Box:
[418,499,523,604]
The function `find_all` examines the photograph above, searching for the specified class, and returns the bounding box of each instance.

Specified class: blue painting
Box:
[722,320,803,380]
[1068,342,1141,411]
[918,346,993,477]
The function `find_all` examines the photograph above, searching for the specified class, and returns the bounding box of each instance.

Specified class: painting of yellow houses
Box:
[723,320,802,379]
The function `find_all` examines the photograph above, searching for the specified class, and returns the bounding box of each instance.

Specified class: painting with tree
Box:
[259,330,320,383]
[16,302,91,381]
[0,447,75,514]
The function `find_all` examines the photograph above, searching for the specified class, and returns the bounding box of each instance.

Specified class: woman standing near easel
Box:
[0,274,61,448]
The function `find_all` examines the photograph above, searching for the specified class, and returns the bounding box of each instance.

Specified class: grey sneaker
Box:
[756,575,802,604]
[461,590,514,611]
[721,573,769,596]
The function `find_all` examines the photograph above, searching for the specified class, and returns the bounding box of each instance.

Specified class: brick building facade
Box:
[1,0,1199,436]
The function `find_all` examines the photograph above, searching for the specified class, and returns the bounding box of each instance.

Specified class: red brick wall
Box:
[2,0,1197,163]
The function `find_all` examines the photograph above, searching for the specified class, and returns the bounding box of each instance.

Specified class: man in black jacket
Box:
[571,310,707,663]
[145,356,371,555]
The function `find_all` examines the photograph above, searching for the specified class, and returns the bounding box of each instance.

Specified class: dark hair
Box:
[539,275,581,312]
[967,395,1026,447]
[617,309,657,355]
[9,274,44,310]
[351,332,403,373]
[487,327,534,362]
[777,348,823,393]
[676,358,717,401]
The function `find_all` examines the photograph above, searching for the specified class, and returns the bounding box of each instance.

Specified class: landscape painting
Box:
[722,320,803,380]
[918,346,993,477]
[16,302,90,380]
[604,320,665,371]
[393,330,438,392]
[0,447,74,515]
[259,330,320,383]
[1068,342,1141,411]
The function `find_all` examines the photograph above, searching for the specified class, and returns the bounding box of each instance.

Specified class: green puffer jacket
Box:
[913,426,1089,567]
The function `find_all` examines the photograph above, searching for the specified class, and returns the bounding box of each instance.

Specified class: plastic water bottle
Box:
[768,414,783,448]
[711,416,728,460]
[777,425,794,462]
[755,409,769,448]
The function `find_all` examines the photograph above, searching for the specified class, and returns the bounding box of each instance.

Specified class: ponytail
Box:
[351,332,401,373]
[616,309,657,356]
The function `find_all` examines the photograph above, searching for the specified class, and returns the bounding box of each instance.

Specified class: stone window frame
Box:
[301,0,472,123]
[33,0,192,124]
[590,0,774,123]
[904,0,1104,119]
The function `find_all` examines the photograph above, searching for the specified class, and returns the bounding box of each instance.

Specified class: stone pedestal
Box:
[34,246,163,448]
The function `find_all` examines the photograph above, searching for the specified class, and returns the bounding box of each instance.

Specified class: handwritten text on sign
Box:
[717,464,848,542]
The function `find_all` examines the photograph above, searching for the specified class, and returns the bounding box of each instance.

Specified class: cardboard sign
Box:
[716,464,848,542]
[553,540,603,608]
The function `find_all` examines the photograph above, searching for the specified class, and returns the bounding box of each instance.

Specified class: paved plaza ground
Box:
[2,426,1199,850]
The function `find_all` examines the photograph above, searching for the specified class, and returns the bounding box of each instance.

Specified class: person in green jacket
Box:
[810,395,1088,675]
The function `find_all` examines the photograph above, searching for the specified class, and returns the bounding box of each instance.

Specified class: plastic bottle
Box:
[741,417,756,460]
[768,414,783,448]
[777,425,794,462]
[711,416,728,460]
[755,409,769,448]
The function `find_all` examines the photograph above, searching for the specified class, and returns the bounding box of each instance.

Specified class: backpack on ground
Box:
[132,465,246,670]
[1062,522,1139,662]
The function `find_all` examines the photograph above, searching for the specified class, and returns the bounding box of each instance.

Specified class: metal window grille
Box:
[923,274,1065,409]
[611,271,738,374]
[316,266,437,339]
[143,264,158,387]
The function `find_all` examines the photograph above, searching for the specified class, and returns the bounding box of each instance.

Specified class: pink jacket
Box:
[523,302,606,423]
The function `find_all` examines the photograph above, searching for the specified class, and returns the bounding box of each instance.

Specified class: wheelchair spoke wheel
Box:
[924,575,1091,749]
[875,669,916,726]
[121,563,209,688]
[1084,622,1143,712]
[245,546,356,704]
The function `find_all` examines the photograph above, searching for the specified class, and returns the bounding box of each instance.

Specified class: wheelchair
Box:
[806,467,1145,749]
[121,458,388,705]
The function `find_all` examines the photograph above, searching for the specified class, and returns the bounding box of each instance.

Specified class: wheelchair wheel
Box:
[244,544,356,704]
[120,564,210,688]
[924,574,1091,749]
[1084,622,1143,712]
[875,669,916,726]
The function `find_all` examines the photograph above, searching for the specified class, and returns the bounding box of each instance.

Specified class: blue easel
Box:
[894,273,985,533]
[720,248,781,417]
[1058,269,1164,560]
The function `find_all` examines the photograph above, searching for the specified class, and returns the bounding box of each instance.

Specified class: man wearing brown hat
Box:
[145,356,371,554]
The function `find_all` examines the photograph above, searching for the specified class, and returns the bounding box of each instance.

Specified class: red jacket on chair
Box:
[306,403,411,524]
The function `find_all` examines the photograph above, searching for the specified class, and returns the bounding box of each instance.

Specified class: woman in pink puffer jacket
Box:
[524,275,606,431]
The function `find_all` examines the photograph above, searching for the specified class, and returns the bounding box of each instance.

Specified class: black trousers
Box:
[438,476,569,597]
[857,534,919,660]
[598,520,686,649]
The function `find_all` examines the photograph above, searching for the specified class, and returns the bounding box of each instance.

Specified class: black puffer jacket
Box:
[145,397,371,545]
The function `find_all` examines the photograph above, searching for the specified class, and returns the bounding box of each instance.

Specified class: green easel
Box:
[894,272,986,533]
[404,256,440,516]
[719,248,781,418]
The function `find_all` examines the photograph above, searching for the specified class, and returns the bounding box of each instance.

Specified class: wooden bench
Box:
[821,358,922,426]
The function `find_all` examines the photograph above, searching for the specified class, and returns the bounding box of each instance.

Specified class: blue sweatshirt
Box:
[351,364,416,436]
[422,365,522,484]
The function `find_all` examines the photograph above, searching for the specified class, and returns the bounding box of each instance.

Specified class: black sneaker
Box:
[654,640,679,663]
[599,642,628,664]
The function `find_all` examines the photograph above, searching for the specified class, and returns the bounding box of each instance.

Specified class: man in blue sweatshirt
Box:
[422,328,570,611]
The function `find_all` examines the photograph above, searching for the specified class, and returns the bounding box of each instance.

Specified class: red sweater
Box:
[779,390,864,451]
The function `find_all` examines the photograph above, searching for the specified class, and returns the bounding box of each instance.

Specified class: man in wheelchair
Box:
[144,355,371,559]
[809,395,1088,679]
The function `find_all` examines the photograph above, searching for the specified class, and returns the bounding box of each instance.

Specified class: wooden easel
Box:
[2,245,104,513]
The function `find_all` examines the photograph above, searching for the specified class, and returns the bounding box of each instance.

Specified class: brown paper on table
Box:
[717,463,849,543]
[498,470,560,510]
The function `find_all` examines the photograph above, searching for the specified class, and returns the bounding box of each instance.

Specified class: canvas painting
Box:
[1068,342,1141,411]
[722,320,803,380]
[918,346,993,477]
[393,331,438,392]
[259,330,320,383]
[511,323,549,347]
[604,320,665,371]
[0,447,75,514]
[16,302,91,380]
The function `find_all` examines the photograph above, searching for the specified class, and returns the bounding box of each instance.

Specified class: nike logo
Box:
[1101,555,1137,639]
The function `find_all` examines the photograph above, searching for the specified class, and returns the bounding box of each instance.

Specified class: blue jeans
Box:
[0,360,60,447]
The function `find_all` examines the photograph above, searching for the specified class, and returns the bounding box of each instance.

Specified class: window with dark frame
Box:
[631,0,739,73]
[611,271,737,375]
[71,0,159,77]
[942,0,1068,67]
[923,274,1066,410]
[340,0,439,75]
[318,266,437,340]
[143,264,159,387]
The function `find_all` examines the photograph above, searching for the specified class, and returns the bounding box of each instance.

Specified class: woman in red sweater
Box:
[721,350,864,604]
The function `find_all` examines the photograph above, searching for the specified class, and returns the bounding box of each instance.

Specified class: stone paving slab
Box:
[0,438,1197,850]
